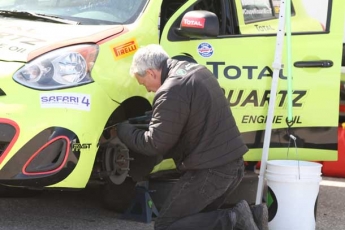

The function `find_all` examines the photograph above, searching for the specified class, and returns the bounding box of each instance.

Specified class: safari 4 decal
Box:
[40,93,91,111]
[111,38,138,60]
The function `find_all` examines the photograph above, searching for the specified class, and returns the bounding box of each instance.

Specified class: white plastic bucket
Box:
[265,160,322,230]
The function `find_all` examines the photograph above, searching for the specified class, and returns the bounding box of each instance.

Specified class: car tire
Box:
[100,178,136,213]
[99,139,137,213]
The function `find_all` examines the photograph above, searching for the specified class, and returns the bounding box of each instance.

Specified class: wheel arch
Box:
[102,96,152,138]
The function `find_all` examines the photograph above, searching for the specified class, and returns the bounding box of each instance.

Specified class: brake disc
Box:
[104,138,133,185]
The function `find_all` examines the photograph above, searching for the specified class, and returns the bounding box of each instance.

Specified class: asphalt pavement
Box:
[0,176,343,230]
[316,176,345,230]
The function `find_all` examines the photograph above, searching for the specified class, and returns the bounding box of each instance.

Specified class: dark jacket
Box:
[117,59,248,171]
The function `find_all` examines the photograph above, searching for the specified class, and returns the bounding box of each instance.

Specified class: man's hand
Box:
[99,125,118,145]
[111,125,118,138]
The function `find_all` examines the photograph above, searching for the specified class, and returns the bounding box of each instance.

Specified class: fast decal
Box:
[197,42,214,58]
[72,143,92,151]
[111,38,138,60]
[40,93,91,111]
[206,62,288,80]
[181,17,205,28]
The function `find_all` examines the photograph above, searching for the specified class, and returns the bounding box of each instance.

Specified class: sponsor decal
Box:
[243,8,272,15]
[197,42,214,58]
[203,62,309,125]
[0,43,27,53]
[205,62,288,80]
[0,31,45,46]
[225,89,306,108]
[255,25,274,31]
[111,38,138,60]
[241,115,302,124]
[0,30,45,54]
[181,17,205,28]
[40,93,91,111]
[72,143,92,151]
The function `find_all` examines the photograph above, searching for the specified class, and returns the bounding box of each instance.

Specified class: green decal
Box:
[267,186,278,222]
[148,199,153,209]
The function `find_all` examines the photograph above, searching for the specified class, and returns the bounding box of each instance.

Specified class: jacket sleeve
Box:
[117,90,190,156]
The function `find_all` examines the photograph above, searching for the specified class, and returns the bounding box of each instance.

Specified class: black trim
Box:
[243,126,337,151]
[25,138,69,173]
[0,124,16,157]
[325,0,332,33]
[294,60,333,68]
[0,88,5,96]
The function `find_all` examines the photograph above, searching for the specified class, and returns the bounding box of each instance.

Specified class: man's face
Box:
[134,69,161,93]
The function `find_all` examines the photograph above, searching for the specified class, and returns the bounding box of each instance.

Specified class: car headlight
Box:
[13,44,99,90]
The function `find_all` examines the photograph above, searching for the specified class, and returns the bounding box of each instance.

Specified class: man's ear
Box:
[151,69,161,80]
[146,69,155,79]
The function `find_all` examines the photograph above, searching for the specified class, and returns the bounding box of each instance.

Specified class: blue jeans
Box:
[154,157,245,230]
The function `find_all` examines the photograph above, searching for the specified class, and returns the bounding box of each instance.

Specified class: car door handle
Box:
[294,60,333,68]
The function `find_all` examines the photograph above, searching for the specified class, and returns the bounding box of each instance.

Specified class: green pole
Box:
[286,0,293,122]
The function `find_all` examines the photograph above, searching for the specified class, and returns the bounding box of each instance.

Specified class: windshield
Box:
[0,0,148,25]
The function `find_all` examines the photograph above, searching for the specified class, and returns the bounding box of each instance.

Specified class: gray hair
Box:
[129,44,170,77]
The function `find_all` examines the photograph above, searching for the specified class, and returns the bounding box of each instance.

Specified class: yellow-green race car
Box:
[0,0,344,211]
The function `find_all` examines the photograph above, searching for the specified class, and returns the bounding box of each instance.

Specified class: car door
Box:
[160,0,345,161]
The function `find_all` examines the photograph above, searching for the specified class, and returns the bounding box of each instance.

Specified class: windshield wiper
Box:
[0,10,80,25]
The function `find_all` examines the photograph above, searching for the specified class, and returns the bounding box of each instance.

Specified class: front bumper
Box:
[0,119,80,187]
[0,61,116,188]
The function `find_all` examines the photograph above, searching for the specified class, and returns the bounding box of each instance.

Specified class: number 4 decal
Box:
[82,96,90,107]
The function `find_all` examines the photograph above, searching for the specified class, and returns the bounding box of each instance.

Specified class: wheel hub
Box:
[104,138,132,185]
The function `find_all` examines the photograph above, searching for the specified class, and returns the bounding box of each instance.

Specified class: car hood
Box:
[0,18,125,62]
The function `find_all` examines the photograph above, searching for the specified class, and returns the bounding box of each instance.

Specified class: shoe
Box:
[232,200,259,230]
[250,204,268,230]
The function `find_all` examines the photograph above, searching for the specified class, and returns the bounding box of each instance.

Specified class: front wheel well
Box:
[92,96,153,212]
[93,96,152,179]
[103,96,152,131]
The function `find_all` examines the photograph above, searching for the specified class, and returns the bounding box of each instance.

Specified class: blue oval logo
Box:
[197,43,214,58]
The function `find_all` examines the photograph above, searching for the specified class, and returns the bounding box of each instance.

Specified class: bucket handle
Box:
[287,134,301,180]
